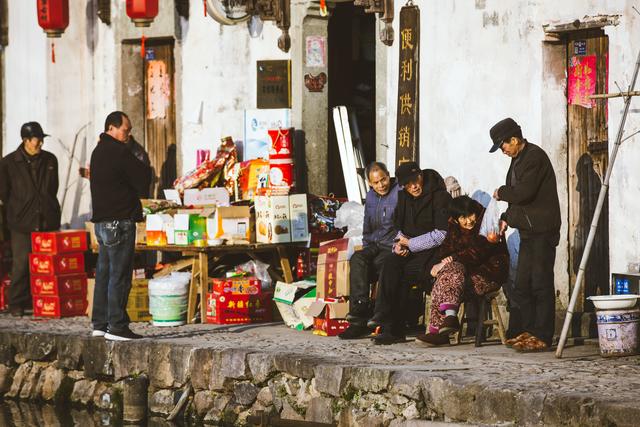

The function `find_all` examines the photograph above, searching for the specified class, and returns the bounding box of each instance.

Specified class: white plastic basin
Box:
[588,294,639,310]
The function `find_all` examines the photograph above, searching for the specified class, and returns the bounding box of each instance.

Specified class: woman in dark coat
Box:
[416,195,509,346]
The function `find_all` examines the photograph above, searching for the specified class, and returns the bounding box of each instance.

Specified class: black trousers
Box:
[348,244,392,325]
[374,250,433,334]
[511,232,558,346]
[9,230,32,309]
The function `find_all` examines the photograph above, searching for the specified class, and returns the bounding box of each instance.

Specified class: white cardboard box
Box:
[289,194,309,242]
[206,206,251,240]
[255,196,291,243]
[173,214,191,246]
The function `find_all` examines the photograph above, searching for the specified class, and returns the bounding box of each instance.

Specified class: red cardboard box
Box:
[316,238,355,299]
[308,300,350,336]
[31,230,88,254]
[33,294,88,318]
[206,291,272,325]
[31,273,88,296]
[29,253,85,275]
[211,277,261,295]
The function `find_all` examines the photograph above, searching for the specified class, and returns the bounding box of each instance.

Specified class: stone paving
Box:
[0,314,639,426]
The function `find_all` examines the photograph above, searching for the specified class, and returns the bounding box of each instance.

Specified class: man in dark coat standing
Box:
[0,122,61,316]
[90,111,151,341]
[371,162,452,344]
[490,117,561,352]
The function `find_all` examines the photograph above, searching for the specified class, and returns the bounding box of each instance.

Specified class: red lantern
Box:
[37,0,70,38]
[126,0,159,28]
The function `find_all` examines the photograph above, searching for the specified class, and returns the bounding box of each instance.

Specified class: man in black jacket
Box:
[371,162,451,345]
[0,122,61,316]
[490,117,561,352]
[90,111,151,341]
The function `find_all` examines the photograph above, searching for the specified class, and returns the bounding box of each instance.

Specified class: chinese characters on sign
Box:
[568,55,597,109]
[395,5,420,169]
[147,60,170,120]
[257,60,292,109]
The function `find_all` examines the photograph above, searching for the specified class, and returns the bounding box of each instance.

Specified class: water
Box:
[0,401,199,427]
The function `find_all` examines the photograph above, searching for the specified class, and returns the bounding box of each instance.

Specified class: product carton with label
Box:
[307,300,350,336]
[289,194,309,242]
[29,253,85,276]
[315,238,357,299]
[31,230,88,254]
[145,214,173,246]
[33,294,88,318]
[31,273,87,296]
[206,206,251,241]
[211,277,261,295]
[206,291,272,324]
[255,196,291,243]
[273,280,316,330]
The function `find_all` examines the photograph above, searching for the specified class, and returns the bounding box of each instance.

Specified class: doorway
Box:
[121,38,177,198]
[566,30,609,325]
[327,3,376,197]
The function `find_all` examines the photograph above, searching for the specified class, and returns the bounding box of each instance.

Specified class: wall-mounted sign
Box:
[568,55,596,108]
[257,60,291,109]
[306,36,326,67]
[574,40,587,56]
[395,5,420,168]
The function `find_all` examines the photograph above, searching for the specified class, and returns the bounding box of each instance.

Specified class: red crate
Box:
[31,230,88,254]
[206,291,272,325]
[29,253,85,275]
[33,294,88,318]
[211,277,261,295]
[30,273,88,297]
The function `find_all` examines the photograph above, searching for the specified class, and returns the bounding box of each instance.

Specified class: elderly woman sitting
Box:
[416,195,509,346]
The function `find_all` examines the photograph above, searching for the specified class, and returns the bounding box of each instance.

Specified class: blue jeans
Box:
[93,220,136,332]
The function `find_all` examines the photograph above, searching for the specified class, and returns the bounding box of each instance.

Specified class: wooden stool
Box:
[454,291,506,347]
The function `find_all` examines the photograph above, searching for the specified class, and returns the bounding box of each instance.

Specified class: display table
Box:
[135,243,302,324]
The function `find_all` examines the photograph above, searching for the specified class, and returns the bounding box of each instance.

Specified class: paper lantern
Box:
[126,0,159,27]
[37,0,70,38]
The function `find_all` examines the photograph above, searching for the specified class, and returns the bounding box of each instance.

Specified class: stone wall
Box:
[0,331,637,426]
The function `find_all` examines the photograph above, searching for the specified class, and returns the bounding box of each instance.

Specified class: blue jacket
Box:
[362,182,399,249]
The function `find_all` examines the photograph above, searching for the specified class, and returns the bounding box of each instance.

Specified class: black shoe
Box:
[338,324,371,340]
[438,315,460,335]
[105,327,143,341]
[372,330,406,345]
[415,333,450,347]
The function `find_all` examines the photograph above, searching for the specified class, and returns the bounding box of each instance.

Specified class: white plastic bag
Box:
[479,198,501,242]
[334,201,365,238]
[235,259,273,289]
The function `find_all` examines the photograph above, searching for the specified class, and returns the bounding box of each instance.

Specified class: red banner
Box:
[568,55,596,108]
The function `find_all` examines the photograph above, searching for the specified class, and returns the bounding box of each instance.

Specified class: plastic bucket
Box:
[148,272,191,327]
[595,309,639,357]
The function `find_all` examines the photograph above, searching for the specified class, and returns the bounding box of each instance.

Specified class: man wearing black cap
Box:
[0,122,61,316]
[371,162,451,344]
[489,117,561,352]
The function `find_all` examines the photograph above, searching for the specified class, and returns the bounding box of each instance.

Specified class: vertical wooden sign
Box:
[395,5,420,168]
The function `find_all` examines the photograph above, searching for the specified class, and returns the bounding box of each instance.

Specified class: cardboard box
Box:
[127,283,151,322]
[212,277,261,295]
[315,238,356,299]
[31,230,88,254]
[33,294,88,318]
[255,195,291,243]
[273,281,316,330]
[29,253,85,276]
[86,278,94,317]
[206,291,273,324]
[207,206,251,241]
[174,214,207,245]
[289,194,309,242]
[145,214,173,246]
[308,301,350,336]
[31,273,88,296]
[173,213,191,245]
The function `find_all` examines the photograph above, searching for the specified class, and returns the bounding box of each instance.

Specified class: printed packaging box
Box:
[273,280,316,330]
[33,294,88,318]
[206,291,272,324]
[206,206,251,241]
[30,273,88,296]
[315,238,356,299]
[289,194,309,242]
[211,277,261,295]
[307,300,350,336]
[255,195,291,243]
[31,230,88,254]
[29,253,85,276]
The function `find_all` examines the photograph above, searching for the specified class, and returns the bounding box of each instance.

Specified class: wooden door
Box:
[566,31,609,315]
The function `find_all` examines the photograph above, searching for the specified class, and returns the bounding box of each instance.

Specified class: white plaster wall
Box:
[380,0,640,305]
[179,1,290,173]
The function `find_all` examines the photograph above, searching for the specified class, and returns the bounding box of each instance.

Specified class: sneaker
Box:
[372,330,406,345]
[415,333,450,347]
[105,327,143,341]
[338,324,371,340]
[438,315,460,335]
[91,329,107,337]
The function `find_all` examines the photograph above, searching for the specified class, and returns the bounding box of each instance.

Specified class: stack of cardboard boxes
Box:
[206,277,272,324]
[29,231,88,317]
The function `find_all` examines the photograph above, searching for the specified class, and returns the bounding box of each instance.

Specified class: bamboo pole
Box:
[590,90,640,99]
[556,45,640,358]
